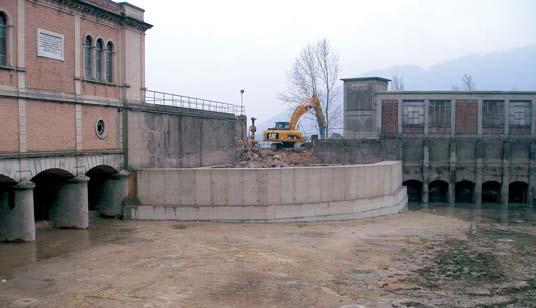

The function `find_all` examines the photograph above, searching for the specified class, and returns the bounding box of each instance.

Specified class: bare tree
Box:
[316,39,340,138]
[279,39,340,138]
[391,75,405,90]
[451,84,460,91]
[462,73,476,91]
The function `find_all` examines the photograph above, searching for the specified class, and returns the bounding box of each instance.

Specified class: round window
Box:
[95,117,107,139]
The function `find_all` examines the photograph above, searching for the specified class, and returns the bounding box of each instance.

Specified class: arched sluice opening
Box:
[509,181,528,204]
[403,180,422,202]
[86,165,118,212]
[482,181,501,203]
[0,174,17,211]
[32,169,74,222]
[429,180,448,203]
[86,166,127,218]
[455,180,474,203]
[86,165,118,211]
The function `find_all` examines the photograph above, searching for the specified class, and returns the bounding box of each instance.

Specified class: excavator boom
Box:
[263,95,327,150]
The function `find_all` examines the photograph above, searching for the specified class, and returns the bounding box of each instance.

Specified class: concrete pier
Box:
[50,176,90,229]
[96,171,129,217]
[0,181,36,242]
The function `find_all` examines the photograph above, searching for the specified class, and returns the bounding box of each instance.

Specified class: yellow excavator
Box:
[263,95,326,151]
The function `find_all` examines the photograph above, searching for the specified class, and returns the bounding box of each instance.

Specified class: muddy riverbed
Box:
[0,204,535,307]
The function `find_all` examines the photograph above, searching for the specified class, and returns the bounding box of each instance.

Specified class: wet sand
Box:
[0,204,535,307]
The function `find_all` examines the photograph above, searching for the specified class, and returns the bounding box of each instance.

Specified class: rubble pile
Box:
[235,147,314,168]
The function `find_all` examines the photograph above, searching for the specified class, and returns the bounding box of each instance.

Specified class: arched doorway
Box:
[429,180,449,203]
[482,181,501,203]
[403,180,423,202]
[509,181,528,204]
[455,180,474,203]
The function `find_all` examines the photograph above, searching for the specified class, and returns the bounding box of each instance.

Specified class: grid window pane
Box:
[429,100,451,126]
[84,36,93,80]
[0,14,6,66]
[509,101,531,127]
[105,42,114,83]
[483,100,504,128]
[403,101,424,125]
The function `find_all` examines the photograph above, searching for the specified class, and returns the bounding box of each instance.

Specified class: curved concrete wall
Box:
[125,161,407,222]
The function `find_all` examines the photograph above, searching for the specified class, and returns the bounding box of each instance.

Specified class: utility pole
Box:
[240,89,245,114]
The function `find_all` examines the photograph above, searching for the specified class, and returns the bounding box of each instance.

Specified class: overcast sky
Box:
[128,0,536,119]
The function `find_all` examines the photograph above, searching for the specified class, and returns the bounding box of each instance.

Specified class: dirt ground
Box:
[0,206,535,308]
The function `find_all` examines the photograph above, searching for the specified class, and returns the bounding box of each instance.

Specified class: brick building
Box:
[0,0,152,241]
[335,77,536,205]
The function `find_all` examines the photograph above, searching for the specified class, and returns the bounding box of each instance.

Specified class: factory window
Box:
[483,100,504,128]
[105,41,114,83]
[509,101,531,127]
[429,100,451,126]
[0,12,7,66]
[402,100,425,125]
[84,35,94,80]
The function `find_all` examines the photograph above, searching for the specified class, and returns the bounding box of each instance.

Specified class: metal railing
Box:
[143,89,244,115]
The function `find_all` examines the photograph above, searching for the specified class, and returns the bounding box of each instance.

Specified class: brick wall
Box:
[0,0,19,87]
[81,105,119,150]
[26,101,76,152]
[455,99,477,135]
[25,2,75,93]
[0,98,19,153]
[381,100,398,134]
[403,126,424,134]
[429,126,450,134]
[510,127,531,136]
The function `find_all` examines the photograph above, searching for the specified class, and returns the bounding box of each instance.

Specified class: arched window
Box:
[105,41,114,83]
[0,13,7,66]
[95,39,104,81]
[84,35,93,80]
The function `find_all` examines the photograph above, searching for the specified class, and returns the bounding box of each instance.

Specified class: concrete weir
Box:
[125,161,407,222]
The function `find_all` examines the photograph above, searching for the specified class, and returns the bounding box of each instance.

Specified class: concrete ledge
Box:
[126,161,408,222]
[124,186,407,222]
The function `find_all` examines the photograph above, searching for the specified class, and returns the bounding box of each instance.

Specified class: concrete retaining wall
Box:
[125,161,407,222]
[125,103,246,169]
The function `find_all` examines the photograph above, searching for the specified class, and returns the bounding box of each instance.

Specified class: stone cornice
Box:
[35,0,153,32]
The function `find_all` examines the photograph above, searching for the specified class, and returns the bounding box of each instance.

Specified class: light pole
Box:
[240,89,245,114]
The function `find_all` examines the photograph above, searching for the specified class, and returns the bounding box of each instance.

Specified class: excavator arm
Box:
[289,95,327,137]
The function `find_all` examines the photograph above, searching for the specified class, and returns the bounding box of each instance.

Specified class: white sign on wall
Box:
[37,28,64,61]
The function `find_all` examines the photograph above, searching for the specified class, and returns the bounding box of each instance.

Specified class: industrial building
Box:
[337,77,536,204]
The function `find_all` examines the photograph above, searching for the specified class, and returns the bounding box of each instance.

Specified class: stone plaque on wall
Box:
[37,28,64,61]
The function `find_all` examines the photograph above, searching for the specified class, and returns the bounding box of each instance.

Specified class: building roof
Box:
[377,90,536,95]
[340,77,391,82]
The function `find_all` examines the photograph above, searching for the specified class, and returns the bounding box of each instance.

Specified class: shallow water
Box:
[0,204,534,279]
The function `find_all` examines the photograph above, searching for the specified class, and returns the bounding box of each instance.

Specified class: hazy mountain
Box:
[365,45,536,91]
[254,45,536,137]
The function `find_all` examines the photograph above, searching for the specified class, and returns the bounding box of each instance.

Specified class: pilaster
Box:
[424,99,429,136]
[477,98,483,137]
[422,140,430,203]
[504,100,509,137]
[450,100,456,137]
[397,99,403,134]
[475,141,483,204]
[501,141,510,204]
[448,140,457,204]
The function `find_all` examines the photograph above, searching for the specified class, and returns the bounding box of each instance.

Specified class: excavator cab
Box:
[273,122,290,130]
